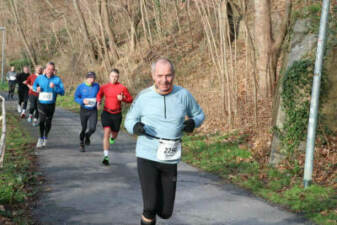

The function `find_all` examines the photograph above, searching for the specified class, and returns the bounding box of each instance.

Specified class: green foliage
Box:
[0,113,37,224]
[57,92,79,113]
[294,1,337,48]
[9,58,32,71]
[0,82,8,90]
[280,185,336,212]
[182,132,337,225]
[278,59,327,156]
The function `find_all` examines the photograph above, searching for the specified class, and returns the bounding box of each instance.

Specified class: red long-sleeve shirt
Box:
[26,74,39,96]
[96,82,133,114]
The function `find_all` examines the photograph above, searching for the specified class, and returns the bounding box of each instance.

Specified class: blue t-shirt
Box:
[33,74,65,104]
[125,85,205,164]
[74,82,100,110]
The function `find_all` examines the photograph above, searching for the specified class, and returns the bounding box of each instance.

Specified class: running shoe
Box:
[109,137,115,144]
[32,118,39,127]
[20,110,26,118]
[42,138,47,147]
[17,104,22,113]
[141,217,156,225]
[102,156,110,166]
[27,114,32,123]
[36,138,44,148]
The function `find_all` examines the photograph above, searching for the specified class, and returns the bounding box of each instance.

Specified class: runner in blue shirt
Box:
[74,72,100,152]
[33,62,65,148]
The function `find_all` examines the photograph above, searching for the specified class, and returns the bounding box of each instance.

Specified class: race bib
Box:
[39,92,53,101]
[9,76,16,81]
[85,98,96,107]
[157,139,182,161]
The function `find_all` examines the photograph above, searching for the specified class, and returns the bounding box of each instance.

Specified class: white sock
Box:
[104,150,109,157]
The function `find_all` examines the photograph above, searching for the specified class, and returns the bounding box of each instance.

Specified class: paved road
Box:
[4,97,313,225]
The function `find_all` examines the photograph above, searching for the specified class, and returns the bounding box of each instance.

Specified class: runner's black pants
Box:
[137,157,177,220]
[28,95,39,119]
[80,107,97,141]
[38,103,55,138]
[18,88,29,109]
[8,81,15,98]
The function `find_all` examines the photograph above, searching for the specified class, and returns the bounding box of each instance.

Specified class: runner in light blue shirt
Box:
[124,58,204,225]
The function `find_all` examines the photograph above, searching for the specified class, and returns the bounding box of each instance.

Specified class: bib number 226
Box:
[157,140,181,161]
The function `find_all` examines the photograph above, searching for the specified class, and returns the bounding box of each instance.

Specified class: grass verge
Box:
[0,112,40,225]
[56,92,79,113]
[182,132,337,225]
[0,82,9,92]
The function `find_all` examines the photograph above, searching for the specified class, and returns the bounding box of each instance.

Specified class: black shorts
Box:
[101,111,122,132]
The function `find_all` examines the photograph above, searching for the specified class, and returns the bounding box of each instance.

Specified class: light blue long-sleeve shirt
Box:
[125,85,205,164]
[33,74,65,104]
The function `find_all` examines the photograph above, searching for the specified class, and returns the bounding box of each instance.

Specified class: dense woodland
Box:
[0,0,336,190]
[0,0,337,224]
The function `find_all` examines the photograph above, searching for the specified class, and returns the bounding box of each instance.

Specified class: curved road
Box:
[5,99,312,225]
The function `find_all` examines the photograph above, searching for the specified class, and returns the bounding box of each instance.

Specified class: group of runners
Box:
[6,65,44,126]
[5,58,205,225]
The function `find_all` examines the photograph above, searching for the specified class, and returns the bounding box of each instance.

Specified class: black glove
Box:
[183,119,195,133]
[133,122,145,135]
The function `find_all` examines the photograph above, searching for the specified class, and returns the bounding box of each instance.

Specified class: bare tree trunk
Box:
[174,0,181,33]
[9,0,37,66]
[73,0,97,61]
[122,1,141,51]
[254,0,272,97]
[270,0,291,91]
[140,0,150,46]
[254,0,291,97]
[143,0,153,44]
[152,0,162,38]
[97,0,112,66]
[186,0,194,48]
[102,0,119,60]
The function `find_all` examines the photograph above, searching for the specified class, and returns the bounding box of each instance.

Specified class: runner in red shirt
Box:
[24,65,43,126]
[97,69,133,165]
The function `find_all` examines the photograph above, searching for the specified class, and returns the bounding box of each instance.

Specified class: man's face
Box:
[23,67,29,73]
[86,77,95,85]
[35,67,42,75]
[152,62,174,94]
[10,66,15,71]
[45,64,55,77]
[109,72,119,84]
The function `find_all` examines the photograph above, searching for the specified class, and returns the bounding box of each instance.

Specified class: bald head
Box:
[151,58,175,75]
[151,58,175,95]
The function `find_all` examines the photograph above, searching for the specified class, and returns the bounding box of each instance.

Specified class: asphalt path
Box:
[4,96,313,225]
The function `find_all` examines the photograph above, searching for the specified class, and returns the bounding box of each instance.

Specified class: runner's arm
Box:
[96,86,104,104]
[54,78,65,96]
[186,92,205,128]
[74,85,83,105]
[25,76,32,89]
[124,96,142,135]
[32,77,39,92]
[122,87,133,103]
[15,74,21,84]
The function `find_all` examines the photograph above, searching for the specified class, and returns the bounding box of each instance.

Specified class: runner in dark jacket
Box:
[16,66,30,116]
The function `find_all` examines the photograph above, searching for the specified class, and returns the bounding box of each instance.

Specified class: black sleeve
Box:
[16,73,22,83]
